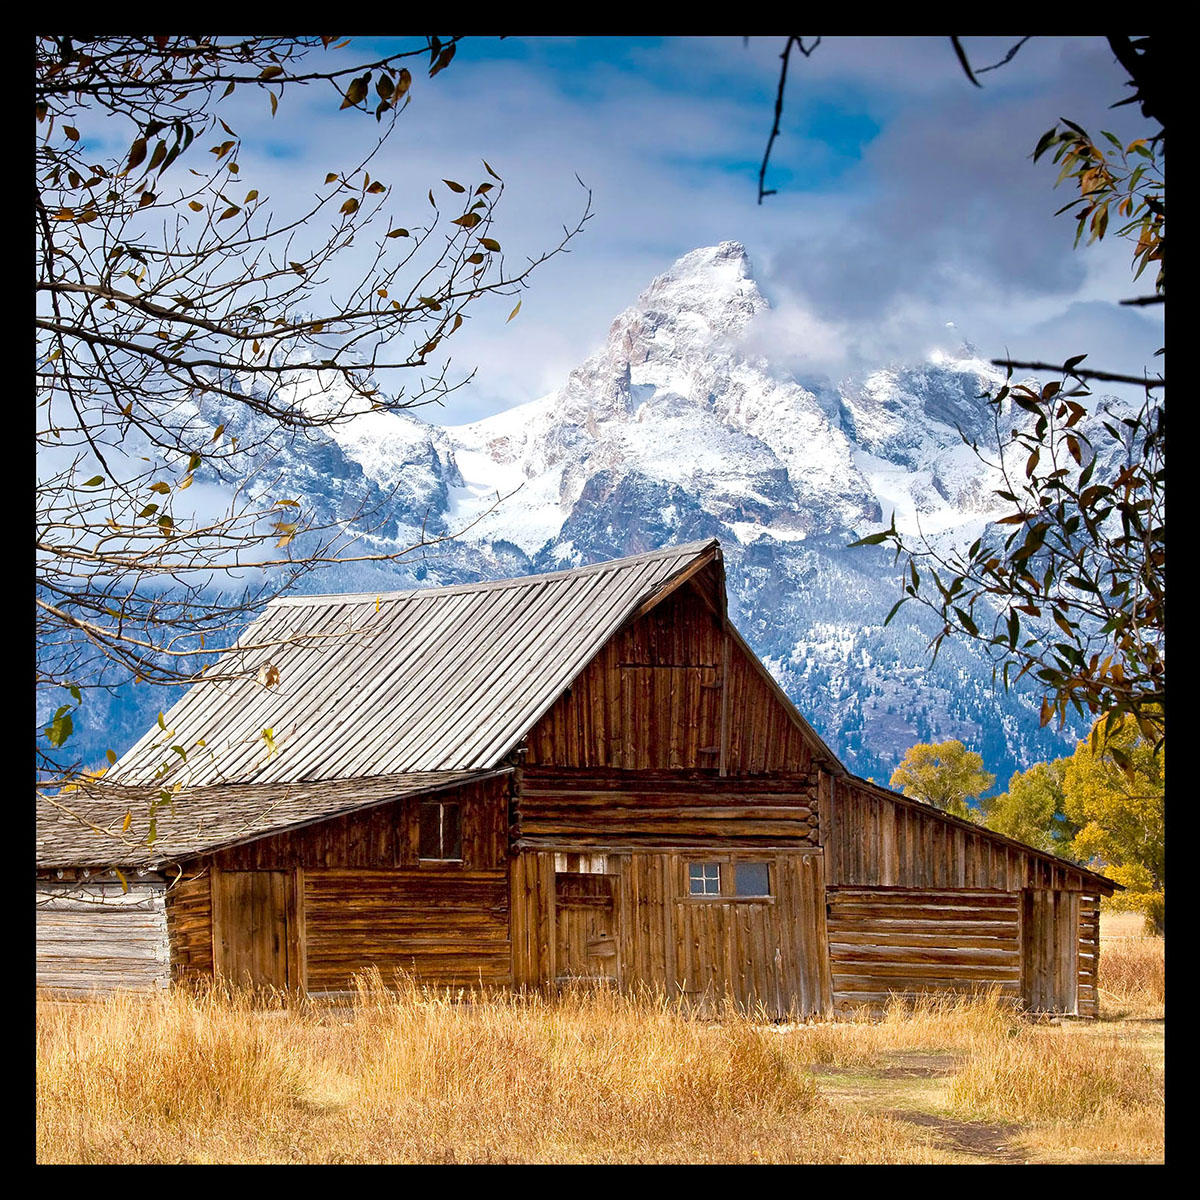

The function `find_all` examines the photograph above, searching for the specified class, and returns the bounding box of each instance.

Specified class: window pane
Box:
[734,862,770,897]
[418,802,442,858]
[688,862,721,895]
[419,801,463,860]
[442,802,462,860]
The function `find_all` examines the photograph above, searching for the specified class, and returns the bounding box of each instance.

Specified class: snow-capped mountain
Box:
[54,241,1094,787]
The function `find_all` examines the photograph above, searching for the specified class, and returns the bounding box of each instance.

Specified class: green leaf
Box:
[847,530,891,547]
[45,711,74,747]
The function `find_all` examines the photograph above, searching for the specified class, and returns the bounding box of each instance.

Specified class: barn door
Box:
[212,870,295,993]
[1021,889,1079,1014]
[554,872,619,984]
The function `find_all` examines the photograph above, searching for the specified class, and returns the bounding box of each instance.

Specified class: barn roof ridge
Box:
[269,538,723,608]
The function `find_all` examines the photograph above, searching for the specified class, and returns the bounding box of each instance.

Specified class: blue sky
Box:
[208,35,1164,423]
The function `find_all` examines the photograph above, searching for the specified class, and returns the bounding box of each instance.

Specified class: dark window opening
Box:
[419,801,462,861]
[734,862,771,897]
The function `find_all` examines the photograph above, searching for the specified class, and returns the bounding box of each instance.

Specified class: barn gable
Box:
[524,554,836,774]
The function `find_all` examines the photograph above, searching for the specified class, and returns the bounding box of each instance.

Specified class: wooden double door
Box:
[211,869,302,993]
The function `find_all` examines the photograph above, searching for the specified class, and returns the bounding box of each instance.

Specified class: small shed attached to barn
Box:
[37,539,1118,1016]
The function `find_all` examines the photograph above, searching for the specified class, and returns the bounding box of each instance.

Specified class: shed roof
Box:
[37,768,508,869]
[107,540,722,788]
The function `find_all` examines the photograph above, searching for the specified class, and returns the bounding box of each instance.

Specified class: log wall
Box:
[303,869,511,992]
[1077,892,1101,1019]
[159,775,512,994]
[516,767,820,848]
[166,867,214,984]
[36,881,170,994]
[203,775,508,872]
[826,888,1021,1013]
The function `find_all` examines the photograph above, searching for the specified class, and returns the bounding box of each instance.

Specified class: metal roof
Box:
[37,769,508,868]
[106,540,722,787]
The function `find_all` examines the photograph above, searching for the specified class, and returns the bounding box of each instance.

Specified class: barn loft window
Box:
[688,862,721,896]
[419,801,462,862]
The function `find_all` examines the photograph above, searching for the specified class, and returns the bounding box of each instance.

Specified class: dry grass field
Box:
[36,920,1163,1165]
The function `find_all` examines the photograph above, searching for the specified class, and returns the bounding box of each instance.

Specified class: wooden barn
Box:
[36,539,1117,1016]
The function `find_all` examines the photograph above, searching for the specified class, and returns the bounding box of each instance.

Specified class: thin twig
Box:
[992,359,1164,389]
[757,36,821,205]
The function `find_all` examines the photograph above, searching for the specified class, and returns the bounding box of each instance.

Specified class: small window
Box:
[419,801,462,861]
[734,862,771,898]
[688,862,721,896]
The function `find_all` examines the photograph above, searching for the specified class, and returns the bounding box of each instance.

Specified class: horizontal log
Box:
[520,801,814,820]
[519,821,812,840]
[515,837,818,851]
[832,967,1019,987]
[832,986,1022,1008]
[520,793,814,810]
[827,920,1018,939]
[829,891,1017,908]
[827,900,1018,914]
[829,944,1019,965]
[824,930,1018,950]
[520,768,818,788]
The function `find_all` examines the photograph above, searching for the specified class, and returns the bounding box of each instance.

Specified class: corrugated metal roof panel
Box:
[106,540,720,786]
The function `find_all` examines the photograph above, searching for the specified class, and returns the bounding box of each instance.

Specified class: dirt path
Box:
[810,1052,1031,1164]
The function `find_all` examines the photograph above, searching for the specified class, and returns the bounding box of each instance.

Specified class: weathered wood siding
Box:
[303,869,510,992]
[163,776,512,994]
[165,868,214,983]
[525,584,817,773]
[510,849,831,1018]
[203,776,508,872]
[36,881,170,993]
[516,767,820,848]
[1022,888,1082,1014]
[825,776,1100,893]
[826,888,1021,1012]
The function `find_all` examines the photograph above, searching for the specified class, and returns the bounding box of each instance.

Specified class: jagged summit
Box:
[618,240,767,350]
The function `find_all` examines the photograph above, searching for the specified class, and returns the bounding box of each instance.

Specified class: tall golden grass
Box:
[36,966,1164,1164]
[37,976,935,1164]
[1098,936,1165,1019]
